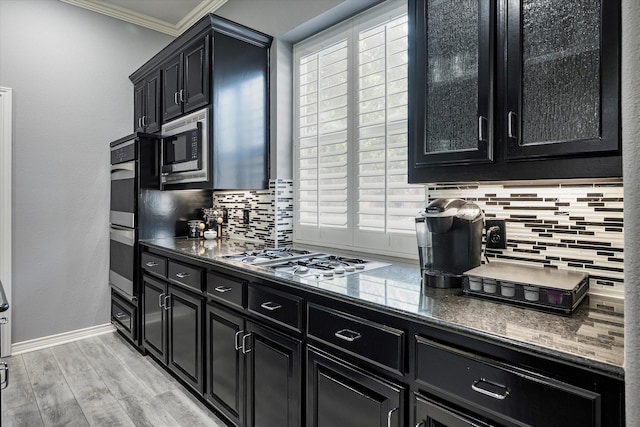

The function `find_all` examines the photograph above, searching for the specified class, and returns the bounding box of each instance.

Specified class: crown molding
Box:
[176,0,229,32]
[59,0,229,37]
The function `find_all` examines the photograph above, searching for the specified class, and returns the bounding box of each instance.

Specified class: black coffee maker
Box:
[415,198,483,288]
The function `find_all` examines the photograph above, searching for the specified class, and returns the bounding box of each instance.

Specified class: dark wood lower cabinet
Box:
[142,274,204,394]
[142,275,166,361]
[245,321,301,427]
[206,303,245,427]
[167,284,203,393]
[307,346,404,427]
[140,247,623,427]
[206,302,301,427]
[415,394,493,427]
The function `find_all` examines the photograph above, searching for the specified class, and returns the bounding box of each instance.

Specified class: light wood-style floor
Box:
[0,332,227,427]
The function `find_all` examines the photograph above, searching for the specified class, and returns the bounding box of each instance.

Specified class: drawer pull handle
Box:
[260,302,282,311]
[334,329,361,342]
[471,378,510,400]
[175,272,190,279]
[387,407,397,427]
[234,330,244,350]
[163,295,171,311]
[114,312,127,319]
[415,422,425,427]
[215,286,233,293]
[145,261,158,267]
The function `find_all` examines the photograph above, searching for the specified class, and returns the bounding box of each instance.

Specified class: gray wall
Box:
[0,0,173,343]
[622,0,640,422]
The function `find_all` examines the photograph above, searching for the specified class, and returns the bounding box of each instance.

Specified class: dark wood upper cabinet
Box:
[411,0,495,167]
[504,0,620,160]
[161,55,183,122]
[183,37,210,113]
[162,35,210,122]
[134,81,144,132]
[134,71,161,133]
[130,15,272,190]
[408,0,621,183]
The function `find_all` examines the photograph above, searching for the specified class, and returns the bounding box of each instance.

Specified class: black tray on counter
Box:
[463,262,589,315]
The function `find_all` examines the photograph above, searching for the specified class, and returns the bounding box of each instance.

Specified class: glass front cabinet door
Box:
[409,0,621,183]
[410,0,494,167]
[505,0,620,160]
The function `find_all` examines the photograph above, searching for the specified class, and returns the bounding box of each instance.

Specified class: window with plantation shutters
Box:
[298,40,349,228]
[294,0,425,258]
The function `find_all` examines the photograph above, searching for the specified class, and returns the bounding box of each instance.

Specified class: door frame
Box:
[0,86,12,357]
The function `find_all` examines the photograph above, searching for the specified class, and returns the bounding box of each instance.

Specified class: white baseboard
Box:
[11,323,116,355]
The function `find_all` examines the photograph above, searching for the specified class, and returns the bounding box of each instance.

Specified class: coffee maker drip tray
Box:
[463,262,589,315]
[423,270,464,289]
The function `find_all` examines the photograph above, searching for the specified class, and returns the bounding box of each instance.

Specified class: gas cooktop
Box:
[223,247,388,279]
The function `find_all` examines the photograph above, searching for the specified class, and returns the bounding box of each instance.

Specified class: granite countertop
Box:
[142,237,625,379]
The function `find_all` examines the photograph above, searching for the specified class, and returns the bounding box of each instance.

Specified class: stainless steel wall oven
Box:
[109,133,212,346]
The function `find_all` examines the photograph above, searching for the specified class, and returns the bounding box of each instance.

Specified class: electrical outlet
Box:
[485,219,507,249]
[243,209,250,224]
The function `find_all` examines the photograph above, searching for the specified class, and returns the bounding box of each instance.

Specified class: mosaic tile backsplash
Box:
[428,180,624,298]
[211,178,624,298]
[211,179,293,247]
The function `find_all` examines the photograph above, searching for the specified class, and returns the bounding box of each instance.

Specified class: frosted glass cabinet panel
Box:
[411,0,493,166]
[505,0,620,159]
[408,0,621,183]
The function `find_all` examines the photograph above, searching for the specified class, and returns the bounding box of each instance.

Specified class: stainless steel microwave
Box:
[161,107,209,186]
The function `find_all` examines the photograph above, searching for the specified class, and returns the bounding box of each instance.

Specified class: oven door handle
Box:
[0,362,9,390]
[110,161,135,180]
[109,226,135,246]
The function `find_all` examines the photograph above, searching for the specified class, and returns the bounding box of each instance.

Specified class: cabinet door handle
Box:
[179,89,185,102]
[260,301,281,311]
[159,292,166,308]
[414,422,425,427]
[137,117,142,128]
[507,111,517,139]
[334,329,361,342]
[478,116,487,142]
[241,333,252,354]
[0,362,8,390]
[145,261,158,267]
[175,272,190,279]
[163,295,171,311]
[234,330,244,351]
[471,378,510,400]
[214,286,232,293]
[387,407,397,427]
[142,115,147,127]
[174,91,180,105]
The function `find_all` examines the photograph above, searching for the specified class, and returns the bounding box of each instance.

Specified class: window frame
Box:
[293,0,424,259]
